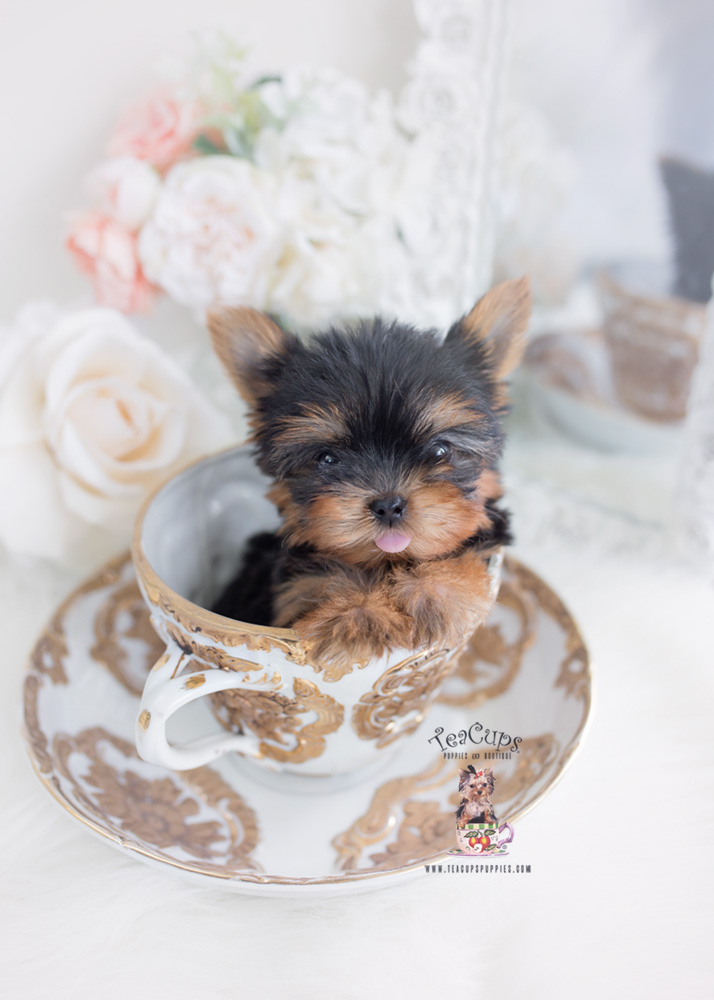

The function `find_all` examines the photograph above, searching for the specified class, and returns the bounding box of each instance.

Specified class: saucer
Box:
[22,553,591,897]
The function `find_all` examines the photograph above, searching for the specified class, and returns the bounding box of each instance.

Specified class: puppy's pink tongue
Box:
[375,531,411,553]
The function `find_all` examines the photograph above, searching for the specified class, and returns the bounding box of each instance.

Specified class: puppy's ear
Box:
[445,277,531,380]
[206,307,295,408]
[458,768,471,789]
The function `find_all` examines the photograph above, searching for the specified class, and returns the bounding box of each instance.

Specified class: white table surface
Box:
[2,428,713,1000]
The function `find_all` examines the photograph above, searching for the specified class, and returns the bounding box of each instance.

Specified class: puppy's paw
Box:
[392,556,494,649]
[294,587,411,679]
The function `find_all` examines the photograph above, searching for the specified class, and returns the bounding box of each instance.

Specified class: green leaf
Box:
[193,134,224,155]
[250,74,282,89]
[223,128,253,159]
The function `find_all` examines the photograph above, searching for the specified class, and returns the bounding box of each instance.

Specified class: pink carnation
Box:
[66,212,158,314]
[108,90,201,172]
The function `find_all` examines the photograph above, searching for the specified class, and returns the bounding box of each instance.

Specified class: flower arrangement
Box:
[66,35,576,331]
[66,38,428,329]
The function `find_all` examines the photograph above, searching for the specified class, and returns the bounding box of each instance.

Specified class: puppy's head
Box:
[459,766,495,801]
[207,279,530,566]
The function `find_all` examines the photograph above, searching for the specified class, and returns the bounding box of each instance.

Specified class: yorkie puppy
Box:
[456,766,498,828]
[208,277,530,667]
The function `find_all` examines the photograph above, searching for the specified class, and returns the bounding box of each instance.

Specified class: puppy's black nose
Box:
[370,495,406,522]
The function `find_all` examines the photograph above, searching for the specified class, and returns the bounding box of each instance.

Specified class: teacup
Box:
[454,822,514,855]
[132,446,502,784]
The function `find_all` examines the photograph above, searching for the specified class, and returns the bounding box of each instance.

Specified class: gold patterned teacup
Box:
[132,447,501,783]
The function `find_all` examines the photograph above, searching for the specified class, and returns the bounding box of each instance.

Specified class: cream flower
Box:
[138,157,284,315]
[0,305,231,561]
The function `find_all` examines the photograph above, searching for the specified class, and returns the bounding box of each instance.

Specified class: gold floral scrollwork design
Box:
[211,677,344,764]
[351,650,454,748]
[367,800,457,869]
[437,563,537,707]
[51,727,261,870]
[163,622,277,673]
[133,542,308,666]
[23,674,54,775]
[508,560,591,732]
[332,756,458,871]
[555,638,590,706]
[30,552,130,688]
[91,580,166,694]
[493,733,560,818]
[29,627,68,686]
[332,732,564,872]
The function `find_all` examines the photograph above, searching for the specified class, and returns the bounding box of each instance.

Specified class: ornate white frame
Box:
[399,0,510,323]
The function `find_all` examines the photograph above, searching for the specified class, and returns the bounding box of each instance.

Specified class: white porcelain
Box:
[132,447,502,782]
[524,328,684,454]
[529,379,682,455]
[22,551,591,896]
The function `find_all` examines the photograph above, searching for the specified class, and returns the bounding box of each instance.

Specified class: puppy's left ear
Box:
[206,307,296,408]
[445,277,531,380]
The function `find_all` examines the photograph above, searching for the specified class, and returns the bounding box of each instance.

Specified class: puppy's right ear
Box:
[458,768,470,790]
[445,277,531,381]
[206,307,295,408]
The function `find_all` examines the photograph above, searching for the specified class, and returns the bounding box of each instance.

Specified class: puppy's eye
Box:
[431,440,451,461]
[317,451,339,467]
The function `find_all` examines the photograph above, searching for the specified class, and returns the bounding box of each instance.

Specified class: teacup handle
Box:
[135,640,275,770]
[497,822,515,847]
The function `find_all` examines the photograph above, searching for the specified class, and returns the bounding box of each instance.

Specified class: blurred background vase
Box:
[598,263,705,422]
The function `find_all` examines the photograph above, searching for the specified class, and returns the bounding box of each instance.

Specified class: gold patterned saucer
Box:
[22,553,591,897]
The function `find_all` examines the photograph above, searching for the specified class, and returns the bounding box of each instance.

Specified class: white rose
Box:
[0,305,232,561]
[263,67,373,150]
[138,157,284,315]
[254,70,408,219]
[270,232,377,329]
[86,157,161,231]
[258,167,382,327]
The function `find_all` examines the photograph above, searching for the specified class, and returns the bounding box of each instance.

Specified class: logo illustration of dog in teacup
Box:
[451,765,514,855]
